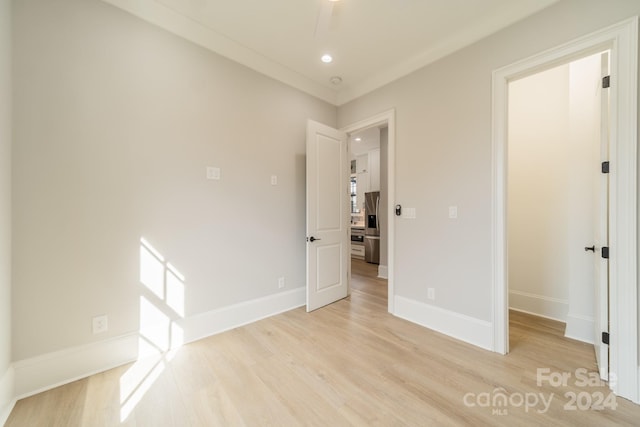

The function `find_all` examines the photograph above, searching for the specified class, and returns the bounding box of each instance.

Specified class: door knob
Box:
[585,246,595,252]
[308,236,321,242]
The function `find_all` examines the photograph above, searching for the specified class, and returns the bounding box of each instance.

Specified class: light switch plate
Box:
[404,208,416,219]
[449,206,458,219]
[206,166,221,180]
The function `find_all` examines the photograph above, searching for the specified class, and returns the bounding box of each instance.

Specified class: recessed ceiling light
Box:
[321,54,333,63]
[329,76,342,85]
[354,137,362,142]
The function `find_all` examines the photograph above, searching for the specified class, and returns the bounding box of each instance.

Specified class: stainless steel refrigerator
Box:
[364,191,380,264]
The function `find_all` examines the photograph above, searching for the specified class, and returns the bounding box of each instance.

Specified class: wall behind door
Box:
[508,54,601,342]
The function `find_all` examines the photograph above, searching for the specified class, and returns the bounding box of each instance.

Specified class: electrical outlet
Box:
[92,315,108,334]
[427,288,435,301]
[278,277,285,289]
[271,175,278,185]
[448,206,458,219]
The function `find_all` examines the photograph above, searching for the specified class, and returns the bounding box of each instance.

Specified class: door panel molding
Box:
[306,120,349,312]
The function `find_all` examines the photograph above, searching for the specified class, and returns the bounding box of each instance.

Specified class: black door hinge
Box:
[602,161,610,174]
[602,75,610,88]
[602,332,610,345]
[601,246,609,259]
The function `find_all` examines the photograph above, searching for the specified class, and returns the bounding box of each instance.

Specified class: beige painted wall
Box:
[12,0,336,361]
[337,0,640,322]
[508,64,572,320]
[508,55,601,329]
[0,0,12,382]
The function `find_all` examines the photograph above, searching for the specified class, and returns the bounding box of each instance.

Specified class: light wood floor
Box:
[6,259,640,426]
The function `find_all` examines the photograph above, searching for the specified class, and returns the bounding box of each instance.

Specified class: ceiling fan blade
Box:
[314,1,334,39]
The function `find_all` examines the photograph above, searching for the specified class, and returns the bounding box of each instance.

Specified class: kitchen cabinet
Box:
[368,148,380,191]
[352,149,380,211]
[351,244,365,259]
[356,171,368,211]
[356,154,368,173]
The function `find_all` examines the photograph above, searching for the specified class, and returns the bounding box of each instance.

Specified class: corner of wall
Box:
[0,365,15,426]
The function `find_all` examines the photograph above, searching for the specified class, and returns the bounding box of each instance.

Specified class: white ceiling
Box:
[103,0,558,105]
[351,127,381,157]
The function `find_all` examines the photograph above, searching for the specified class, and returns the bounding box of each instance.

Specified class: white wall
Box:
[12,0,335,371]
[337,0,640,348]
[508,64,572,321]
[508,55,601,336]
[0,0,13,420]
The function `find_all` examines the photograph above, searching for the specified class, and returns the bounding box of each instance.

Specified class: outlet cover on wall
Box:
[427,288,435,301]
[271,175,278,185]
[278,277,285,289]
[92,315,108,334]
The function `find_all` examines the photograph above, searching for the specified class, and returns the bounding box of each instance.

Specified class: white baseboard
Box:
[11,288,305,401]
[509,290,568,322]
[0,365,15,426]
[13,332,139,399]
[377,265,388,279]
[180,287,305,344]
[564,313,595,344]
[394,296,493,351]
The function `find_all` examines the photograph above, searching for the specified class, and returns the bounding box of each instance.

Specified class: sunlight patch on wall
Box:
[119,237,187,422]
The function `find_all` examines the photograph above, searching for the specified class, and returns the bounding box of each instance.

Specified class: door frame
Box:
[491,17,638,402]
[342,109,396,313]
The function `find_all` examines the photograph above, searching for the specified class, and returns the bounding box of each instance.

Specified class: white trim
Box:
[491,17,638,402]
[394,296,493,351]
[377,265,388,279]
[100,0,338,105]
[13,333,139,398]
[508,290,568,322]
[11,288,305,400]
[179,287,305,344]
[565,313,595,344]
[0,366,15,426]
[342,109,396,314]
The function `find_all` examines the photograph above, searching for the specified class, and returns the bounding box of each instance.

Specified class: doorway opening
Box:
[342,110,395,313]
[491,18,638,402]
[347,127,388,305]
[507,51,608,365]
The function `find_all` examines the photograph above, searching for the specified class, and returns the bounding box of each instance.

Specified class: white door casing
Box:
[492,17,637,401]
[593,52,610,381]
[342,109,396,313]
[306,120,349,312]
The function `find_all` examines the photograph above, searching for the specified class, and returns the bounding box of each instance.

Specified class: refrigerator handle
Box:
[376,196,380,231]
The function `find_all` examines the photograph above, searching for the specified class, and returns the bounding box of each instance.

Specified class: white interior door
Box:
[306,120,349,312]
[593,52,610,380]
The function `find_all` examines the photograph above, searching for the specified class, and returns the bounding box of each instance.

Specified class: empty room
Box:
[2,0,640,425]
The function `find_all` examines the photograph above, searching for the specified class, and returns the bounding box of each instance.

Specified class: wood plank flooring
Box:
[6,259,640,426]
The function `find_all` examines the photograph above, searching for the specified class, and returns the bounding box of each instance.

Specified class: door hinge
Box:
[601,246,609,259]
[601,161,609,174]
[602,75,610,88]
[602,331,610,345]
